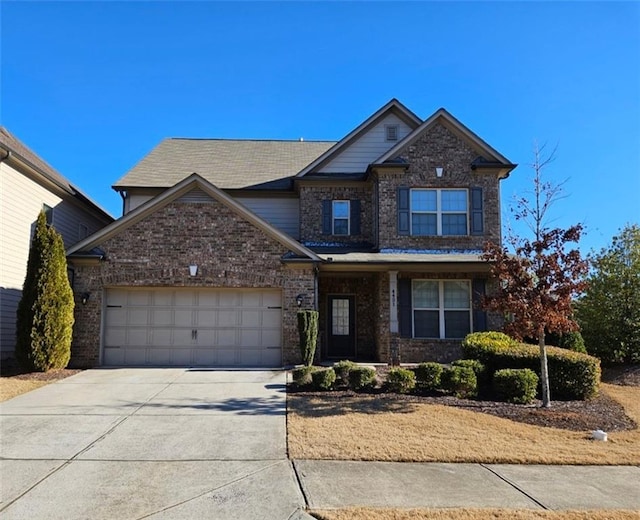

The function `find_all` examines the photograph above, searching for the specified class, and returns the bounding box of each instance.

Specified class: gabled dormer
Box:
[296,99,422,247]
[296,98,422,177]
[369,108,516,250]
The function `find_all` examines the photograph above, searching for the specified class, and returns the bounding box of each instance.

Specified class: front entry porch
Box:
[318,274,378,362]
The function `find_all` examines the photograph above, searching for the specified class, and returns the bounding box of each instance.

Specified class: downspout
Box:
[117,189,126,217]
[313,262,320,311]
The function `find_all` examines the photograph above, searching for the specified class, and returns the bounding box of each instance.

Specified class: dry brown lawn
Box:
[0,368,80,402]
[310,508,640,520]
[288,383,640,464]
[0,379,49,401]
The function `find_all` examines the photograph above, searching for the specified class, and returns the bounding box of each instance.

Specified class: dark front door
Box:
[327,295,356,359]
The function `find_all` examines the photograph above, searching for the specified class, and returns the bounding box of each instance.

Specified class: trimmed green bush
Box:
[312,368,336,391]
[441,366,477,398]
[297,310,319,367]
[493,368,539,404]
[292,365,318,387]
[348,366,377,391]
[414,362,443,391]
[385,367,416,394]
[557,331,587,354]
[452,359,488,389]
[333,360,357,386]
[16,211,74,372]
[462,332,601,400]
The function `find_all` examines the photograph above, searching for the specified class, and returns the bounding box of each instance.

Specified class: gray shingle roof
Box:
[113,138,336,190]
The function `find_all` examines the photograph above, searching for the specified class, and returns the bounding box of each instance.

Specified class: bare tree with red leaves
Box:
[483,143,588,407]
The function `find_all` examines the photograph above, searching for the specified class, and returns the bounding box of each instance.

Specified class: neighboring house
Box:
[67,99,516,368]
[0,127,114,359]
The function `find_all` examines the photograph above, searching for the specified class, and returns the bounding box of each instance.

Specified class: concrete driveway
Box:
[0,368,306,519]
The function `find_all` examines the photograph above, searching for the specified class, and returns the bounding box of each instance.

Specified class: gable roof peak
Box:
[295,98,423,178]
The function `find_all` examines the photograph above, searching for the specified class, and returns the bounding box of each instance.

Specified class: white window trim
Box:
[332,200,350,236]
[385,124,399,141]
[410,188,468,236]
[411,279,472,339]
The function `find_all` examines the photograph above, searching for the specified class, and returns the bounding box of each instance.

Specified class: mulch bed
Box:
[290,364,640,433]
[0,358,82,381]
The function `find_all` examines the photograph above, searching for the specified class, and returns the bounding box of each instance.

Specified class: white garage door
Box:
[103,288,282,367]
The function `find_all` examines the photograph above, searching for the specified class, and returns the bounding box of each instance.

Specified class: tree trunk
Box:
[539,325,551,407]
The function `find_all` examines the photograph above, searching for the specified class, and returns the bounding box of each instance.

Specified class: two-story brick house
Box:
[67,99,516,368]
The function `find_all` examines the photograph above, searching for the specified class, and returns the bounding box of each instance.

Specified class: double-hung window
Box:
[412,280,471,339]
[410,189,467,236]
[332,200,350,235]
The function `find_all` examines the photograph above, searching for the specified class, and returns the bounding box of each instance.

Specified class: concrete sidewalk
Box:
[294,460,640,511]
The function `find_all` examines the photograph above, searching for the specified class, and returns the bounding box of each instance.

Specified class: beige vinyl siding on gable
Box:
[234,197,300,239]
[319,114,413,173]
[125,189,164,214]
[0,162,107,356]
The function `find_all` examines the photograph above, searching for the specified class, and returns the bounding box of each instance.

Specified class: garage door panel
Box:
[240,329,260,346]
[103,347,124,365]
[262,329,282,347]
[153,291,173,306]
[151,328,174,346]
[218,311,238,326]
[151,309,172,325]
[105,308,126,327]
[197,329,215,345]
[127,328,149,346]
[104,328,126,347]
[103,288,281,367]
[124,348,147,365]
[217,329,238,346]
[217,349,237,365]
[193,349,216,365]
[147,348,171,366]
[262,310,281,327]
[129,292,151,306]
[196,310,214,326]
[241,310,261,326]
[262,292,281,307]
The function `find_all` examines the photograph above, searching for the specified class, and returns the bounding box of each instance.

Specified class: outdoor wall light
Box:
[436,167,444,178]
[189,265,198,277]
[81,292,91,305]
[296,294,305,307]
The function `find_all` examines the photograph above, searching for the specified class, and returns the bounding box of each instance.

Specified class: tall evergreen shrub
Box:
[297,310,318,366]
[16,211,74,371]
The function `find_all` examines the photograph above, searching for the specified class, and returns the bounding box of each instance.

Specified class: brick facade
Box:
[298,184,374,245]
[69,199,315,367]
[376,122,502,251]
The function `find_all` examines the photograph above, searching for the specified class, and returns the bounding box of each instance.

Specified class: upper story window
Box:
[385,125,398,141]
[322,199,361,237]
[412,280,471,339]
[410,189,468,236]
[43,204,54,225]
[332,200,350,235]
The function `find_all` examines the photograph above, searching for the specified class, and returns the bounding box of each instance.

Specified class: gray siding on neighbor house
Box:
[0,161,108,357]
[235,196,300,239]
[319,113,413,173]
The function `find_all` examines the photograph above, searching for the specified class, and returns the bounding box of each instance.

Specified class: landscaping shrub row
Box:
[461,332,601,400]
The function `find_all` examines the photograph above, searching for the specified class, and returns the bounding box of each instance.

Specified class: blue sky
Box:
[2,1,638,254]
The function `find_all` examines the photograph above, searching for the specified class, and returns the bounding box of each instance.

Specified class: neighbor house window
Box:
[78,223,88,240]
[332,200,350,235]
[43,204,54,225]
[410,189,467,236]
[412,280,471,339]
